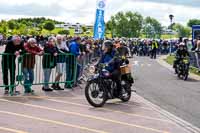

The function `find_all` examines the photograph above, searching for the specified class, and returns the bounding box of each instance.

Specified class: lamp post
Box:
[169,14,174,55]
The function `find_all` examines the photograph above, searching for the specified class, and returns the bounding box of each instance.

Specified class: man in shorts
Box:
[52,35,69,90]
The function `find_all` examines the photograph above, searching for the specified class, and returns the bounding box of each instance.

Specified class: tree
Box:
[58,30,70,35]
[8,20,16,30]
[28,28,40,36]
[81,26,87,33]
[106,11,143,37]
[187,19,200,27]
[106,16,116,37]
[143,16,162,38]
[0,20,8,34]
[43,21,55,31]
[173,23,191,37]
[18,24,27,35]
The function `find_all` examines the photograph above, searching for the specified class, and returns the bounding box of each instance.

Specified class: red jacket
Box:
[23,43,43,69]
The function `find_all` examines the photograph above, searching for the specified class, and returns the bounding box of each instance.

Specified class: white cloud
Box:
[0,0,200,26]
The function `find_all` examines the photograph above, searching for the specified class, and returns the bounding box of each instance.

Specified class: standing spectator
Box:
[23,38,43,94]
[195,41,200,73]
[151,40,158,59]
[42,37,58,92]
[0,34,3,46]
[52,35,69,90]
[69,37,81,86]
[2,35,24,95]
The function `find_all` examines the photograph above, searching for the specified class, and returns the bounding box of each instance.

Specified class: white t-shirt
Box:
[57,41,69,52]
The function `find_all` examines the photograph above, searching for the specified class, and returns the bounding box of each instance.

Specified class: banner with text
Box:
[94,0,106,39]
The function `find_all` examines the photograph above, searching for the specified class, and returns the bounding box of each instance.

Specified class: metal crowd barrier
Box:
[0,53,20,90]
[0,53,77,91]
[20,53,77,88]
[189,51,200,69]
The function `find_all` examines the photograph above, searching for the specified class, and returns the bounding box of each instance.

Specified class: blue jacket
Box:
[99,50,118,72]
[69,41,80,57]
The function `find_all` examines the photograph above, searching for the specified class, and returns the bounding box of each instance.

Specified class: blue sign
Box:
[98,1,105,9]
[192,25,200,46]
[94,0,106,39]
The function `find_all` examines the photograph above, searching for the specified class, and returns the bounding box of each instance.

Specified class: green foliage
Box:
[0,17,64,35]
[81,26,87,33]
[58,30,70,35]
[173,23,191,38]
[187,19,200,27]
[43,21,55,31]
[107,11,162,38]
[165,55,175,65]
[143,16,162,38]
[165,55,200,76]
[8,20,16,30]
[28,28,40,36]
[0,20,8,34]
[107,11,143,37]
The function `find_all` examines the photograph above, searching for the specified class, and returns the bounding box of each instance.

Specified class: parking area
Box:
[0,84,192,133]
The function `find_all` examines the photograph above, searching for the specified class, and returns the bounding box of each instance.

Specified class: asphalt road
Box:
[133,56,200,129]
[0,44,198,133]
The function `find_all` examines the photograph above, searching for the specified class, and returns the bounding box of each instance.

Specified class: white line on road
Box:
[0,111,108,133]
[134,93,200,133]
[0,127,28,133]
[0,99,168,133]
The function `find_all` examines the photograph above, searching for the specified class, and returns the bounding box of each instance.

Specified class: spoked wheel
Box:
[177,72,181,79]
[120,82,132,102]
[183,73,188,81]
[85,80,107,107]
[183,67,189,81]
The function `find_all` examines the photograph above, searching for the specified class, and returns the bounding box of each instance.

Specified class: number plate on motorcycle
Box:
[183,60,188,64]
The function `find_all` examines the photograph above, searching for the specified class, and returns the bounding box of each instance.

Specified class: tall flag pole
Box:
[94,0,106,39]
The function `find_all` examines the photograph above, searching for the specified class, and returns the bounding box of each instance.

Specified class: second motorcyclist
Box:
[173,42,190,74]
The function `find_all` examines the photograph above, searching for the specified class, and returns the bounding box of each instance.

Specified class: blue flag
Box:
[94,0,106,39]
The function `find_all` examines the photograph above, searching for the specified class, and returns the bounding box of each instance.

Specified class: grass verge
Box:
[164,55,200,76]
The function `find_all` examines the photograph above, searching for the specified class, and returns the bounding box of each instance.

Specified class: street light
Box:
[169,14,174,55]
[169,14,174,28]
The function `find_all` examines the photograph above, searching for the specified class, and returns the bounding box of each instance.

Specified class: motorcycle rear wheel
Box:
[120,83,132,102]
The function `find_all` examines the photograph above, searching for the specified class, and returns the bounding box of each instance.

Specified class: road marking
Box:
[0,99,169,133]
[1,96,154,110]
[1,96,171,123]
[47,99,173,123]
[0,127,28,133]
[147,64,152,67]
[0,111,107,133]
[1,96,83,100]
[134,94,200,133]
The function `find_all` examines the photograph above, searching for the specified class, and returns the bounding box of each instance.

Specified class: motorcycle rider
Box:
[173,42,190,74]
[97,40,123,97]
[117,41,129,57]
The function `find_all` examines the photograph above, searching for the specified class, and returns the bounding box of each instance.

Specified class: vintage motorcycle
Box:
[85,58,134,107]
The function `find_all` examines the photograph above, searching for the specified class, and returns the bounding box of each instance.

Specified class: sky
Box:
[0,0,200,26]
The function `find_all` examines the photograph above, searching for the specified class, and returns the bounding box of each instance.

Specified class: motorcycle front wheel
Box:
[85,80,107,107]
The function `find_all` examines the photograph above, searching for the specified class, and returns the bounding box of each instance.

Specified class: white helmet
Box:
[179,42,185,47]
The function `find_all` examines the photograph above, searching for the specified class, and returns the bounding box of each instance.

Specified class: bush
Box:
[58,30,70,35]
[43,21,55,31]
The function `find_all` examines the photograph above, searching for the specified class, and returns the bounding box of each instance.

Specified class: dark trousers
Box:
[151,48,157,59]
[2,57,16,90]
[66,56,75,82]
[66,55,81,86]
[111,70,121,94]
